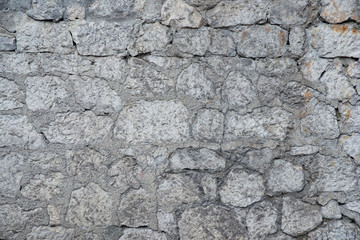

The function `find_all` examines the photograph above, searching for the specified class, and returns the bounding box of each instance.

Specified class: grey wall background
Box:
[1,0,360,239]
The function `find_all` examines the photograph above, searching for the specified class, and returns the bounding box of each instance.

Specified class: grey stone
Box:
[220,168,265,207]
[339,103,360,134]
[344,200,360,214]
[0,11,24,33]
[300,56,330,83]
[246,201,278,238]
[347,61,360,78]
[114,100,189,144]
[269,0,309,26]
[289,26,306,57]
[119,228,167,240]
[257,75,283,104]
[133,0,163,21]
[0,34,16,51]
[179,205,247,240]
[2,0,31,11]
[308,220,360,239]
[192,108,224,143]
[267,160,304,194]
[289,145,320,155]
[320,0,360,23]
[321,200,342,219]
[340,134,360,164]
[237,25,288,58]
[209,29,236,56]
[256,57,298,77]
[27,0,64,21]
[183,0,220,10]
[201,174,217,200]
[94,57,127,82]
[0,115,45,149]
[206,0,268,27]
[64,4,85,20]
[66,182,113,227]
[242,148,279,173]
[161,0,202,28]
[157,210,177,236]
[0,153,24,198]
[0,77,24,110]
[172,28,210,56]
[88,0,134,18]
[26,226,74,240]
[281,198,323,237]
[0,204,28,239]
[169,148,226,171]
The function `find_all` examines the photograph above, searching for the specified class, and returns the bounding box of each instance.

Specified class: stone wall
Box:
[1,0,360,239]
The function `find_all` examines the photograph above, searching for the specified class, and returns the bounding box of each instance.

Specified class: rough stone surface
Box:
[340,134,360,163]
[0,77,23,110]
[26,0,64,21]
[26,226,74,240]
[172,28,210,56]
[0,34,16,51]
[161,0,202,28]
[308,220,360,239]
[119,228,167,240]
[269,0,308,26]
[321,200,342,219]
[321,0,360,23]
[192,108,224,142]
[246,201,278,238]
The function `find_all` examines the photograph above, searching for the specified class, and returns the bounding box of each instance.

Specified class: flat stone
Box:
[308,220,360,239]
[0,115,45,149]
[119,229,167,240]
[0,34,16,51]
[281,198,323,237]
[237,25,288,58]
[0,77,23,110]
[0,153,25,198]
[267,160,304,194]
[339,103,360,134]
[257,75,283,104]
[340,134,360,164]
[209,29,236,56]
[26,226,74,240]
[66,182,113,227]
[88,0,134,18]
[321,200,342,219]
[179,205,247,240]
[311,24,360,58]
[192,108,224,143]
[114,100,189,144]
[27,0,63,21]
[220,168,265,207]
[246,201,278,238]
[206,0,268,27]
[321,0,360,23]
[269,0,308,26]
[172,28,210,56]
[161,0,202,28]
[44,111,113,145]
[169,148,226,171]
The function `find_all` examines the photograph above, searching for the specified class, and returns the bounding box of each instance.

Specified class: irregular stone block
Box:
[179,205,247,240]
[347,61,360,78]
[169,148,226,171]
[114,100,189,144]
[256,57,298,77]
[94,57,127,82]
[206,0,268,27]
[308,220,360,239]
[0,34,16,51]
[281,198,323,237]
[209,29,236,56]
[246,201,278,238]
[289,26,306,57]
[289,145,319,155]
[183,0,220,10]
[0,153,25,198]
[242,148,279,173]
[27,0,64,21]
[0,204,28,239]
[66,183,113,227]
[0,115,45,149]
[237,25,288,58]
[321,200,342,219]
[321,0,360,23]
[220,168,265,207]
[44,111,113,145]
[0,77,24,110]
[340,134,360,164]
[201,174,217,200]
[64,4,85,20]
[172,28,210,56]
[161,0,202,28]
[157,211,177,237]
[339,103,360,134]
[192,108,224,143]
[88,0,134,18]
[269,0,308,26]
[0,11,25,33]
[300,56,330,83]
[133,0,163,21]
[119,229,167,240]
[26,226,74,240]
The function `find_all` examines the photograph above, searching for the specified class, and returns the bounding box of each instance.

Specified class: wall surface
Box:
[1,0,360,239]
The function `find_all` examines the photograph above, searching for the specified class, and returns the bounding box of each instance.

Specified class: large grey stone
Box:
[209,29,236,56]
[26,226,74,240]
[308,220,360,239]
[246,201,278,238]
[161,0,202,28]
[220,168,265,207]
[321,200,342,219]
[0,77,23,110]
[269,0,308,26]
[172,28,210,56]
[27,0,64,21]
[281,198,323,237]
[157,210,177,237]
[114,100,189,144]
[179,205,247,240]
[119,229,167,240]
[340,134,360,164]
[192,108,224,143]
[320,0,360,23]
[0,153,24,198]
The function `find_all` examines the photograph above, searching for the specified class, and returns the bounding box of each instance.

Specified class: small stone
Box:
[289,145,319,155]
[246,201,278,238]
[220,168,265,207]
[257,75,283,104]
[344,200,360,214]
[281,198,323,237]
[192,108,224,143]
[340,134,360,164]
[206,0,268,27]
[161,0,202,28]
[300,57,330,83]
[47,204,62,225]
[172,28,210,56]
[237,25,288,58]
[347,61,360,78]
[320,0,360,23]
[169,148,226,171]
[201,174,217,200]
[242,148,279,173]
[0,11,24,33]
[0,153,25,198]
[257,57,298,77]
[289,26,306,57]
[267,160,304,194]
[66,183,113,227]
[321,200,342,219]
[209,29,236,56]
[157,211,178,237]
[0,34,16,51]
[119,229,167,240]
[114,100,189,144]
[269,0,308,26]
[26,226,74,240]
[339,103,360,134]
[0,77,23,110]
[179,205,247,240]
[308,220,360,239]
[26,0,63,21]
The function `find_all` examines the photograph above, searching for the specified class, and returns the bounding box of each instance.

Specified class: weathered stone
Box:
[114,100,189,144]
[17,19,73,53]
[0,153,25,198]
[347,61,360,78]
[192,108,224,143]
[176,62,215,101]
[308,220,360,239]
[64,4,85,20]
[72,76,122,114]
[201,174,217,200]
[118,188,157,228]
[269,0,308,26]
[321,0,360,23]
[70,20,135,56]
[339,103,360,134]
[1,0,31,10]
[119,228,167,240]
[172,28,210,56]
[281,198,323,237]
[242,148,279,173]
[26,226,74,240]
[321,200,342,219]
[44,111,113,145]
[222,71,257,109]
[161,0,202,28]
[157,210,177,237]
[0,77,23,110]
[344,200,360,214]
[267,160,304,194]
[27,0,64,21]
[256,58,298,77]
[0,34,16,51]
[289,26,306,57]
[300,56,330,83]
[94,57,127,82]
[311,24,360,58]
[289,145,319,155]
[133,0,163,21]
[0,115,45,149]
[179,205,247,240]
[209,29,236,56]
[237,25,288,58]
[246,201,278,238]
[257,75,283,104]
[25,76,68,111]
[0,204,28,239]
[340,134,360,164]
[157,174,202,210]
[66,182,113,227]
[183,0,220,10]
[225,107,292,141]
[169,148,226,171]
[206,0,268,27]
[0,11,24,33]
[47,204,62,225]
[220,168,265,207]
[88,0,134,18]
